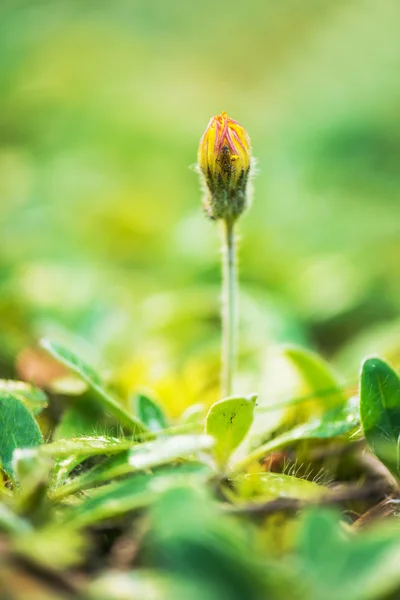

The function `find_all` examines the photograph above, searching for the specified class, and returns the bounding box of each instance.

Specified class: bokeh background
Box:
[1,0,400,414]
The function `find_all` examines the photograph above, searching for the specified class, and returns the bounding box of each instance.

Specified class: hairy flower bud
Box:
[198,111,252,221]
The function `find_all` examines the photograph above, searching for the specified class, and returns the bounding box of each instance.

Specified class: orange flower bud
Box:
[198,111,252,221]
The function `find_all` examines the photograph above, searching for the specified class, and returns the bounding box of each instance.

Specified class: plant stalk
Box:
[221,218,237,397]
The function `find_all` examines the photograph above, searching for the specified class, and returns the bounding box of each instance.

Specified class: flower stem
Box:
[221,218,237,397]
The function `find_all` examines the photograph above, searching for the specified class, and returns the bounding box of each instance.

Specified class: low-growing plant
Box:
[1,339,400,600]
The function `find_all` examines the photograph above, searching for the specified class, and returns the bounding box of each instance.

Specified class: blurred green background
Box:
[1,0,399,412]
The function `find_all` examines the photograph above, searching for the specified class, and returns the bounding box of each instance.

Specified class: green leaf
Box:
[64,474,155,526]
[236,398,359,470]
[298,509,400,600]
[42,436,134,459]
[65,463,211,527]
[231,472,326,503]
[0,392,43,477]
[128,434,213,470]
[206,394,257,466]
[51,435,214,501]
[40,339,149,436]
[284,346,347,406]
[134,392,168,432]
[147,486,268,599]
[360,357,400,476]
[0,380,48,416]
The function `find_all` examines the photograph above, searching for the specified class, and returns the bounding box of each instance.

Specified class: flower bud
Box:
[198,111,252,221]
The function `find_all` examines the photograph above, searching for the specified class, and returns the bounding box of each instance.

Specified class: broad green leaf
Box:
[148,486,268,599]
[206,394,257,466]
[0,380,48,416]
[134,392,168,432]
[51,435,214,501]
[128,434,213,470]
[284,346,347,407]
[231,472,326,503]
[65,463,211,527]
[0,392,43,477]
[40,339,149,435]
[236,398,359,470]
[298,509,400,600]
[360,357,400,476]
[41,435,133,459]
[64,473,155,526]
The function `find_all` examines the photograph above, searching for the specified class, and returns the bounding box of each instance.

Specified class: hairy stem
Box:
[221,218,237,397]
